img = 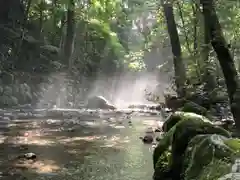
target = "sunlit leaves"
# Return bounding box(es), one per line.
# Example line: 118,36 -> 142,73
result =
123,50 -> 146,71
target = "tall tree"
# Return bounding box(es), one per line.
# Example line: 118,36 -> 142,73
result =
201,0 -> 240,130
162,1 -> 186,97
63,0 -> 75,69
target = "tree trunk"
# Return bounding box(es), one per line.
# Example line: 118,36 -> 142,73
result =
201,8 -> 216,92
14,0 -> 32,58
63,0 -> 75,70
51,0 -> 57,44
162,2 -> 186,97
201,0 -> 240,130
38,1 -> 44,38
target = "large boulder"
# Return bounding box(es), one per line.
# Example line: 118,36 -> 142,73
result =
181,101 -> 207,116
170,119 -> 230,179
153,112 -> 230,180
186,92 -> 211,109
86,96 -> 116,110
164,94 -> 185,111
183,135 -> 240,180
162,111 -> 211,133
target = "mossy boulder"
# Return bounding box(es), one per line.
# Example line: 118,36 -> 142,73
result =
153,113 -> 231,180
162,111 -> 211,133
154,112 -> 212,168
170,119 -> 230,179
183,135 -> 240,180
181,101 -> 207,115
153,150 -> 172,180
164,94 -> 185,111
153,126 -> 175,168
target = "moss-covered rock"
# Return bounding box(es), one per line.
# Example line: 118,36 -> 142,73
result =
153,126 -> 175,168
153,150 -> 171,180
164,94 -> 185,111
183,135 -> 240,180
162,111 -> 211,133
181,101 -> 207,116
154,111 -> 232,180
154,112 -> 213,169
170,119 -> 230,179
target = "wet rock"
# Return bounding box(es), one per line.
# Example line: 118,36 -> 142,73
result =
149,112 -> 158,116
17,112 -> 33,119
145,127 -> 154,133
141,135 -> 154,144
186,92 -> 211,109
155,136 -> 162,142
181,101 -> 207,115
170,119 -> 230,179
24,152 -> 37,160
153,113 -> 230,180
216,119 -> 235,131
155,128 -> 161,132
183,135 -> 240,180
164,94 -> 185,111
18,152 -> 37,160
86,96 -> 116,110
18,104 -> 32,109
153,150 -> 171,180
3,116 -> 10,121
128,104 -> 148,109
162,111 -> 211,133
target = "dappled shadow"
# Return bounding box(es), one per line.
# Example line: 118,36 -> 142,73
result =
0,114 -> 159,180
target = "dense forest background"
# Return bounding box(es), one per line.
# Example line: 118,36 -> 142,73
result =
1,0 -> 240,127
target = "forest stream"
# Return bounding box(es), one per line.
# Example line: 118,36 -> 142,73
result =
0,109 -> 162,180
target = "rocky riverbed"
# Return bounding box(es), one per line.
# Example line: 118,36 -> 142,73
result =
0,108 -> 163,180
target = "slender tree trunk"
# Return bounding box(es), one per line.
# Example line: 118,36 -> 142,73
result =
59,15 -> 66,49
201,7 -> 216,92
201,0 -> 240,130
12,0 -> 32,61
39,2 -> 43,38
51,0 -> 58,44
63,0 -> 75,70
162,2 -> 186,97
191,3 -> 201,80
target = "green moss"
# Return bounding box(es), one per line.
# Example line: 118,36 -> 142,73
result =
154,112 -> 231,180
224,139 -> 240,154
197,159 -> 231,180
162,111 -> 211,133
183,134 -> 232,180
170,119 -> 230,180
153,151 -> 171,180
153,126 -> 175,168
155,112 -> 215,170
181,101 -> 207,116
182,134 -> 210,178
183,136 -> 240,180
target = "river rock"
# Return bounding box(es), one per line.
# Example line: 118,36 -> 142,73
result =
18,152 -> 37,160
162,111 -> 211,133
153,112 -> 231,180
86,96 -> 116,110
181,101 -> 207,115
141,134 -> 154,144
183,135 -> 240,180
170,119 -> 230,180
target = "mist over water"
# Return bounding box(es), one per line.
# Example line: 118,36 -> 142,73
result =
36,70 -> 172,109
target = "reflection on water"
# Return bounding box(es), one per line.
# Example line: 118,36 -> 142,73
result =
0,113 -> 159,180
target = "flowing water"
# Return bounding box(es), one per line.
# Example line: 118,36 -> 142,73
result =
0,109 -> 163,180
